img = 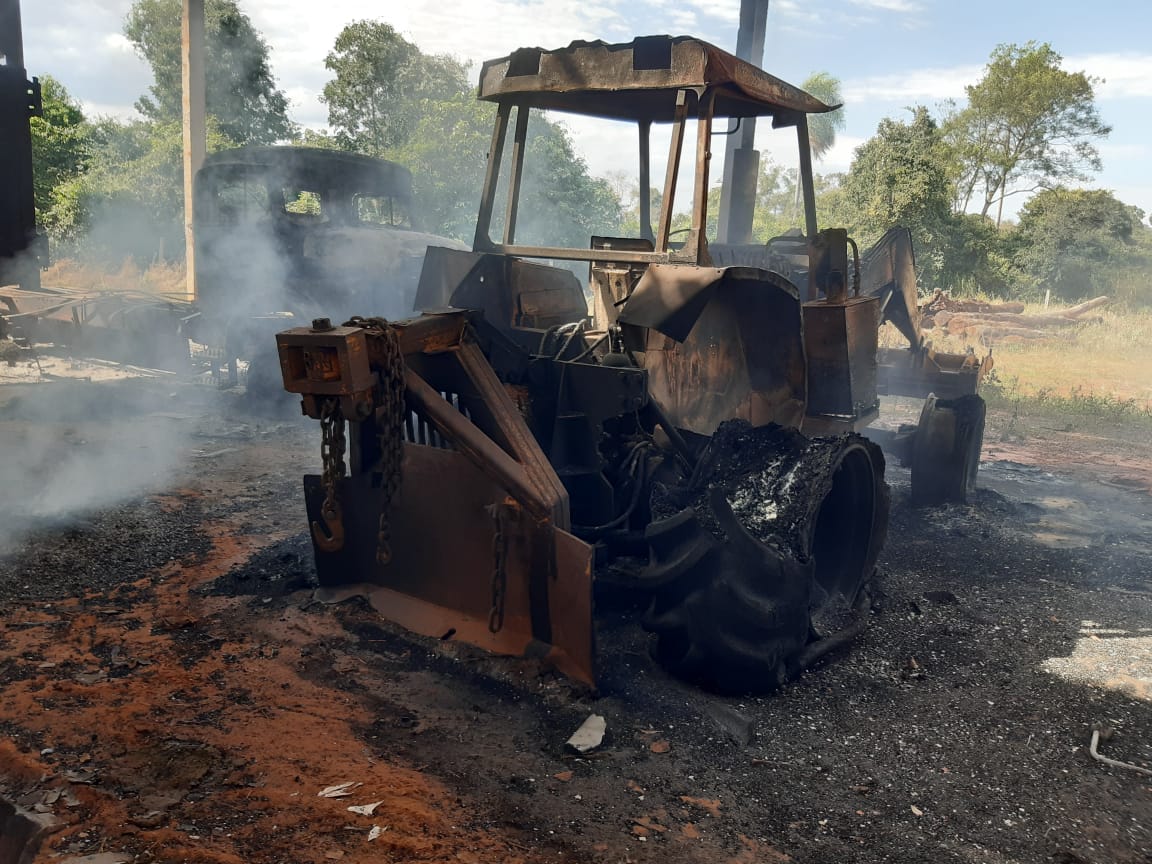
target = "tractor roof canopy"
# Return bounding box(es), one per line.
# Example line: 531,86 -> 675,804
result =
478,35 -> 836,123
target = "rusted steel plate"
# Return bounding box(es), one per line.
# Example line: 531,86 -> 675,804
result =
632,267 -> 806,435
304,444 -> 595,685
478,36 -> 835,122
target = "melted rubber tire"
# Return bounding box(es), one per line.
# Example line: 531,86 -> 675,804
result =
642,423 -> 889,694
911,394 -> 986,505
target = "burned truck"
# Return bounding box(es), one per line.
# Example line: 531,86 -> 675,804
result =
276,36 -> 989,692
192,146 -> 465,388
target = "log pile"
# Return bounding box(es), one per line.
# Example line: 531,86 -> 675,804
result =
920,291 -> 1109,343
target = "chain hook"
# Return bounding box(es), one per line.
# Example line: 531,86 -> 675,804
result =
311,499 -> 345,552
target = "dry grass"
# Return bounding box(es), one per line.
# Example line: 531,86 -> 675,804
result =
884,299 -> 1152,417
42,258 -> 189,298
33,261 -> 1152,416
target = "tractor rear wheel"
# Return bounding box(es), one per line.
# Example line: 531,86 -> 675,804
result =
641,423 -> 889,694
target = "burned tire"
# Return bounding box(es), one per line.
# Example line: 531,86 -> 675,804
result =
641,422 -> 889,694
911,394 -> 986,505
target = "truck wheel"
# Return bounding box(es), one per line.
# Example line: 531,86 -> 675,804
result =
911,394 -> 986,505
641,423 -> 889,694
244,346 -> 296,416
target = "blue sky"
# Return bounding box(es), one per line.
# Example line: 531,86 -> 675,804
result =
22,0 -> 1152,221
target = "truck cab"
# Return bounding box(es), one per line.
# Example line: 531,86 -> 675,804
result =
193,146 -> 464,374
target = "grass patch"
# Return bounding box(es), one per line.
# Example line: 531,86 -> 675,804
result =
42,258 -> 188,298
982,372 -> 1152,424
884,300 -> 1152,414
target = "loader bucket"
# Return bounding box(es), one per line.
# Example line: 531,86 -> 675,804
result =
281,315 -> 595,686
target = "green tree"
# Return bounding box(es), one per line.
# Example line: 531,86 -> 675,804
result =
124,0 -> 296,145
390,95 -> 622,245
321,20 -> 469,156
387,93 -> 494,240
841,108 -> 952,243
751,158 -> 801,240
48,118 -> 232,261
943,42 -> 1110,225
322,25 -> 621,245
1009,188 -> 1148,300
840,107 -> 986,290
29,76 -> 89,223
516,116 -> 623,248
291,128 -> 343,150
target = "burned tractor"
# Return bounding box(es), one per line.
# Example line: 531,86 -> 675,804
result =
192,146 -> 465,388
276,36 -> 988,692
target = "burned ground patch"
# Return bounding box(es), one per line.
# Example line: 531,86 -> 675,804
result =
201,531 -> 316,598
0,409 -> 1149,864
0,496 -> 210,603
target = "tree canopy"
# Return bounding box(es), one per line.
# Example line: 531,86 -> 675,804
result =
324,21 -> 621,244
321,21 -> 469,156
943,42 -> 1110,224
30,76 -> 89,222
841,108 -> 952,244
125,0 -> 296,145
1009,188 -> 1148,299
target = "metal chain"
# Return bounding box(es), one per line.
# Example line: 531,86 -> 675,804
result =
312,397 -> 346,551
487,504 -> 508,633
345,316 -> 406,565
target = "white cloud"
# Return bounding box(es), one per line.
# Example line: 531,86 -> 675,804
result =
79,99 -> 141,121
1065,53 -> 1152,100
666,8 -> 700,32
846,0 -> 922,11
814,134 -> 866,173
841,52 -> 1152,109
100,32 -> 135,55
842,64 -> 982,104
685,0 -> 739,25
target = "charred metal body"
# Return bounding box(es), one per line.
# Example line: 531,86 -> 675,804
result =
192,146 -> 465,384
278,35 -> 987,692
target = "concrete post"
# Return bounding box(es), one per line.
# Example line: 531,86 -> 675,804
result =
182,0 -> 206,301
716,0 -> 769,245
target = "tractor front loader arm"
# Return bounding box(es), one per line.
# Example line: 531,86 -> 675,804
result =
276,312 -> 596,687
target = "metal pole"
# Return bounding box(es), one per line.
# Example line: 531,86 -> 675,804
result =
182,0 -> 206,301
716,0 -> 769,245
638,121 -> 653,245
0,0 -> 25,68
796,117 -> 818,241
0,0 -> 41,291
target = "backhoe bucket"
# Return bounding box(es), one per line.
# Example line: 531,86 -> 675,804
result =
861,227 -> 992,399
281,315 -> 596,686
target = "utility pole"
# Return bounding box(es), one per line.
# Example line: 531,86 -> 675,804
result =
182,0 -> 206,301
716,0 -> 769,245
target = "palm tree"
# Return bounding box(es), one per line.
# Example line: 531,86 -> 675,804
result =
802,72 -> 846,162
793,72 -> 846,217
